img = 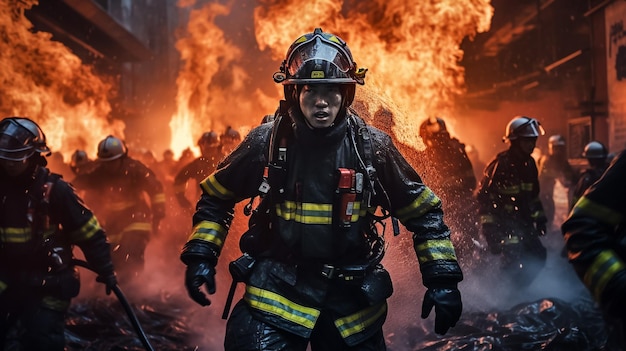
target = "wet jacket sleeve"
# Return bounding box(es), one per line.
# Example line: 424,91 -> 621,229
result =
181,125 -> 271,265
370,128 -> 463,288
50,179 -> 114,276
562,151 -> 626,310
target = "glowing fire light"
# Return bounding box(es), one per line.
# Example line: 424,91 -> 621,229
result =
0,0 -> 124,160
171,0 -> 492,152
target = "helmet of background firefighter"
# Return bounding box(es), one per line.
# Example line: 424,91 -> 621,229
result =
96,135 -> 127,161
419,117 -> 450,146
502,116 -> 545,142
582,141 -> 608,160
0,117 -> 50,161
273,28 -> 367,107
547,134 -> 567,156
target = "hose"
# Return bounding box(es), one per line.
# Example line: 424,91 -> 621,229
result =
72,259 -> 156,351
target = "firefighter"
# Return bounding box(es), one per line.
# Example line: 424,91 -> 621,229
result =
180,28 -> 463,350
418,116 -> 480,265
537,134 -> 576,230
219,126 -> 241,155
68,149 -> 93,177
72,135 -> 165,285
0,117 -> 116,350
562,149 -> 626,349
570,141 -> 609,207
173,131 -> 222,212
476,116 -> 548,288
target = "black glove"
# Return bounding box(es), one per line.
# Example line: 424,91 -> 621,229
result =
96,272 -> 118,296
421,287 -> 462,335
185,261 -> 216,306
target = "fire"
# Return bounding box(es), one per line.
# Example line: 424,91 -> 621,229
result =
171,0 -> 492,152
0,0 -> 124,161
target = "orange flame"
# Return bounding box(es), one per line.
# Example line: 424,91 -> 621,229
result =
171,0 -> 492,153
0,0 -> 124,161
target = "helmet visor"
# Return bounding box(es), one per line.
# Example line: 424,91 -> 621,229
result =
285,36 -> 355,84
0,121 -> 36,161
513,118 -> 545,138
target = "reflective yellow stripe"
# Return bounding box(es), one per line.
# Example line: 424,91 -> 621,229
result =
503,235 -> 519,244
245,286 -> 320,329
480,214 -> 495,224
0,227 -> 31,243
521,182 -> 533,191
275,201 -> 333,224
41,296 -> 69,311
109,201 -> 134,211
189,221 -> 227,248
584,250 -> 626,301
200,174 -> 235,200
335,302 -> 387,338
69,216 -> 101,242
151,193 -> 166,204
121,222 -> 151,233
571,197 -> 623,227
396,188 -> 441,222
415,239 -> 457,264
0,280 -> 7,293
498,185 -> 519,195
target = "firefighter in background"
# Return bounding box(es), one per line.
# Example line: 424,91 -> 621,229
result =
181,28 -> 463,350
72,135 -> 165,284
562,149 -> 626,349
537,135 -> 576,231
219,126 -> 242,155
174,131 -> 223,212
0,117 -> 116,350
418,117 -> 480,265
476,116 -> 548,288
570,141 -> 610,207
68,149 -> 93,177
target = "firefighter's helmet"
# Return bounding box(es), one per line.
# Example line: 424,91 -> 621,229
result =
274,28 -> 367,106
197,131 -> 219,147
70,149 -> 89,167
503,116 -> 545,142
97,135 -> 127,161
582,141 -> 608,159
221,126 -> 241,142
548,135 -> 566,147
419,117 -> 448,142
0,117 -> 50,161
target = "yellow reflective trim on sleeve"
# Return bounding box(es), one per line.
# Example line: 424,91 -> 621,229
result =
0,280 -> 7,293
396,188 -> 441,222
571,197 -> 624,227
480,214 -> 495,224
334,302 -> 387,339
521,182 -> 533,191
109,201 -> 135,212
275,201 -> 333,224
503,235 -> 520,245
415,239 -> 458,264
199,174 -> 235,200
584,250 -> 626,301
188,221 -> 227,248
0,227 -> 31,243
69,216 -> 102,242
121,222 -> 152,233
245,286 -> 320,329
151,193 -> 166,204
41,296 -> 70,312
498,185 -> 520,195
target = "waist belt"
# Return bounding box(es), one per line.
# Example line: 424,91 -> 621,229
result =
318,263 -> 371,281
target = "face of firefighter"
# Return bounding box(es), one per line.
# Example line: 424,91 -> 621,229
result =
513,136 -> 537,156
0,158 -> 30,177
299,84 -> 343,129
